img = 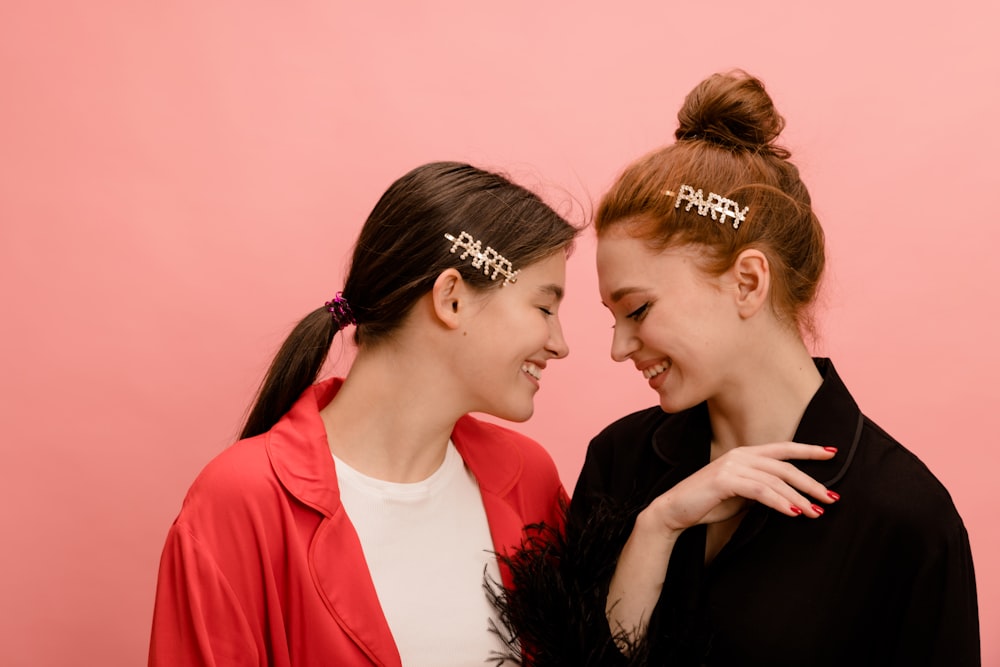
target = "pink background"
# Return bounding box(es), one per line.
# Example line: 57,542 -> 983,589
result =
2,2 -> 997,665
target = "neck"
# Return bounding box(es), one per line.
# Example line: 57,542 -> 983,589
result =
706,333 -> 822,460
319,343 -> 466,483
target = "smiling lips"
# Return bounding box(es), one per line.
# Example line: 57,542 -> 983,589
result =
522,360 -> 669,382
521,362 -> 542,380
642,360 -> 671,380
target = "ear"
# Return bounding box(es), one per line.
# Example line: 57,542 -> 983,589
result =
730,248 -> 770,319
430,268 -> 466,330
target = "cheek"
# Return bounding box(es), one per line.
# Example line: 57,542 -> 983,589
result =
640,315 -> 690,357
518,319 -> 548,352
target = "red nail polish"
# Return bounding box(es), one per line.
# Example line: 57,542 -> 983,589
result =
790,506 -> 803,515
827,490 -> 841,501
811,504 -> 825,515
823,446 -> 838,453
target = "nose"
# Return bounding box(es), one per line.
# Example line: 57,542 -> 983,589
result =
609,324 -> 639,363
546,316 -> 570,360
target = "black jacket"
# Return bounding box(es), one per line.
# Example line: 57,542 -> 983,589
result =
494,359 -> 980,666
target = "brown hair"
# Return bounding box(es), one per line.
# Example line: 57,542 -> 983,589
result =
240,161 -> 579,439
595,70 -> 825,336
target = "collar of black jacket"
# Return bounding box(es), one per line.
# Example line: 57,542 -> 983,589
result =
650,357 -> 862,487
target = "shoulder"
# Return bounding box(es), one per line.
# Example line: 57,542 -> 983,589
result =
858,417 -> 958,508
853,417 -> 968,544
174,435 -> 289,534
186,434 -> 278,498
156,437 -> 304,607
586,405 -> 673,465
571,405 -> 677,506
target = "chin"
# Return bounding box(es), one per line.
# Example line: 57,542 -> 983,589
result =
657,392 -> 698,415
494,402 -> 535,423
506,408 -> 535,423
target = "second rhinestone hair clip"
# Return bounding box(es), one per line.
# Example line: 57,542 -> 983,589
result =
664,184 -> 750,230
444,231 -> 520,286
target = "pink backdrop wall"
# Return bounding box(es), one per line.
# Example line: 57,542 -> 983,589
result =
2,2 -> 997,664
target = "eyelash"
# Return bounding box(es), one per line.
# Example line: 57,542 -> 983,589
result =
539,307 -> 554,316
626,303 -> 649,321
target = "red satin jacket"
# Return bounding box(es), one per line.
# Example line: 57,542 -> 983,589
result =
149,377 -> 566,666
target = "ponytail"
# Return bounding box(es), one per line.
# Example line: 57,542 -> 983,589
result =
239,308 -> 338,439
238,161 -> 579,439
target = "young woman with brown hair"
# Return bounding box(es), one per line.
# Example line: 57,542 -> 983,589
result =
149,161 -> 579,667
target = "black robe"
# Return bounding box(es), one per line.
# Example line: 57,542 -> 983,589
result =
491,359 -> 979,667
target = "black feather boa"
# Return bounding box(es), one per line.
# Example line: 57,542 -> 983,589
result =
485,497 -> 656,667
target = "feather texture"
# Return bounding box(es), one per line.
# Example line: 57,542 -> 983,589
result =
486,497 -> 654,667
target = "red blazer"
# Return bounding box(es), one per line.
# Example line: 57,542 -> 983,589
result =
149,378 -> 566,667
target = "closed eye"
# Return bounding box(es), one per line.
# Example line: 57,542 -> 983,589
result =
626,303 -> 649,321
539,307 -> 554,316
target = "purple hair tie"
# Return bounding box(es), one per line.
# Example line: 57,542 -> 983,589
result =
325,291 -> 356,331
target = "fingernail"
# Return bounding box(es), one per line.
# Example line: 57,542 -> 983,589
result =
811,504 -> 825,515
823,446 -> 838,453
790,506 -> 803,515
827,490 -> 841,501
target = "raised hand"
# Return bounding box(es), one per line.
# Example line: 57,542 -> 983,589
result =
606,442 -> 839,648
646,442 -> 839,531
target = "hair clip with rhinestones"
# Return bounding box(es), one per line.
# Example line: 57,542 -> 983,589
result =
663,184 -> 749,230
444,231 -> 519,286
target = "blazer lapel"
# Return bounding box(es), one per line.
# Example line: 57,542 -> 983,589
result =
451,416 -> 524,588
309,510 -> 401,667
266,379 -> 401,667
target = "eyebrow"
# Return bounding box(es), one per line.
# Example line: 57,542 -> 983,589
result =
606,286 -> 647,304
537,284 -> 565,301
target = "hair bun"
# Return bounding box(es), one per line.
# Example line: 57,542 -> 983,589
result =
675,70 -> 790,158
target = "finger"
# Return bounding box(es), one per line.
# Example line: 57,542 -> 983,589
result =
739,442 -> 838,461
730,457 -> 840,505
710,473 -> 807,518
728,466 -> 830,518
660,446 -> 839,529
718,446 -> 841,505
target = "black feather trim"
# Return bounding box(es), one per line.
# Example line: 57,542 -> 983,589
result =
486,496 -> 655,667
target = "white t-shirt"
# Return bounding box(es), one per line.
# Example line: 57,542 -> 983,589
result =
333,441 -> 505,666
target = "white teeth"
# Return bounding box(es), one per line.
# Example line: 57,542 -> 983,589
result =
521,362 -> 542,380
643,361 -> 670,379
